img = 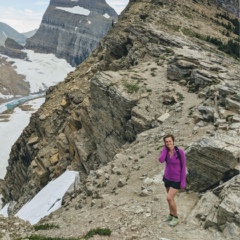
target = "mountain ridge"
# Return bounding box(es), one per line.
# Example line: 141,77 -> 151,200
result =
0,0 -> 240,239
0,22 -> 26,46
25,0 -> 118,67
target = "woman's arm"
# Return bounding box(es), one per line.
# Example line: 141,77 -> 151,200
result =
180,148 -> 186,188
158,146 -> 168,163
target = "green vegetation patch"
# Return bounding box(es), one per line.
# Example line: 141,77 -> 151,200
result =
82,227 -> 111,239
27,236 -> 78,240
34,224 -> 60,231
28,228 -> 111,240
182,27 -> 240,59
176,92 -> 184,101
124,82 -> 140,93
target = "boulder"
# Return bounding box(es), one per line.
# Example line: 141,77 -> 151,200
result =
186,134 -> 240,191
191,175 -> 240,239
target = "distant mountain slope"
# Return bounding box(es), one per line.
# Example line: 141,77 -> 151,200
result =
22,29 -> 37,39
25,0 -> 118,67
0,22 -> 26,46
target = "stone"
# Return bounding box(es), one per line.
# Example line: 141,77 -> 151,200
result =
198,105 -> 215,121
39,114 -> 47,120
192,175 -> 240,236
229,122 -> 240,130
61,99 -> 67,107
232,115 -> 240,122
27,137 -> 39,145
50,153 -> 59,165
157,113 -> 170,123
118,178 -> 127,187
186,134 -> 240,191
225,98 -> 240,111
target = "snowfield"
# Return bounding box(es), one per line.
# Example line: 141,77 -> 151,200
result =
0,50 -> 75,179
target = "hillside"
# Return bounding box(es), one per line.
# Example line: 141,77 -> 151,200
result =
0,22 -> 26,46
0,0 -> 240,239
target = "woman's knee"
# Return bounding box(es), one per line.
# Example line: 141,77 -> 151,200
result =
167,194 -> 174,202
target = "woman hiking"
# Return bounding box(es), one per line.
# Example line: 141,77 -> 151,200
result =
158,134 -> 186,227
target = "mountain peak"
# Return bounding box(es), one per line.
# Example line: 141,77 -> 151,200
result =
25,0 -> 118,67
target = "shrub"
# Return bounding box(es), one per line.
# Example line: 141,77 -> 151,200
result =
28,236 -> 78,240
176,92 -> 184,101
34,224 -> 59,231
83,228 -> 111,239
124,83 -> 140,93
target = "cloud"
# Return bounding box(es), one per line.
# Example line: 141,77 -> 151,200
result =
106,0 -> 129,14
35,1 -> 49,6
0,6 -> 43,32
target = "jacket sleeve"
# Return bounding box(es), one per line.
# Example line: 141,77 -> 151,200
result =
179,148 -> 187,188
158,146 -> 168,163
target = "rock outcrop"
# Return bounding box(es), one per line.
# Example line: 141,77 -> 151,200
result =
186,135 -> 240,191
190,175 -> 240,239
25,0 -> 118,66
215,0 -> 240,17
0,56 -> 30,99
0,38 -> 27,59
1,0 -> 240,239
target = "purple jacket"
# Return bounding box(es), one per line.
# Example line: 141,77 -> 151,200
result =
158,146 -> 186,188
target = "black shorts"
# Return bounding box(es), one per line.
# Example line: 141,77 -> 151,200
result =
163,176 -> 180,190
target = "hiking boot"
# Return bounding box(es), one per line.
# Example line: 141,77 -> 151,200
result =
163,214 -> 173,222
169,216 -> 178,227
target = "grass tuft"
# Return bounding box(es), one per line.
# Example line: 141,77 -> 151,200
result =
34,224 -> 60,231
83,228 -> 111,239
124,83 -> 140,93
27,236 -> 78,240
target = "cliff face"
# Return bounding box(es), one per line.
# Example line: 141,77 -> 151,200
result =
25,0 -> 118,66
1,0 -> 240,238
215,0 -> 240,17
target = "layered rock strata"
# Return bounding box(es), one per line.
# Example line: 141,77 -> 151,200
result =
1,0 -> 240,238
25,0 -> 118,66
186,135 -> 240,191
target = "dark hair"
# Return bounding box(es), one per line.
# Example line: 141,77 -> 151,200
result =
163,134 -> 175,142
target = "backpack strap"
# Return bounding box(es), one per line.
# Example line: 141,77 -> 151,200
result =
165,146 -> 181,162
175,146 -> 186,178
174,146 -> 181,161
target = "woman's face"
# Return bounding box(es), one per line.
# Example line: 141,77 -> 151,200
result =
164,137 -> 174,149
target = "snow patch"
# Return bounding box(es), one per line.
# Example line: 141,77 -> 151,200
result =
103,13 -> 110,18
0,97 -> 45,178
56,6 -> 90,16
3,50 -> 75,94
2,31 -> 7,37
15,170 -> 80,225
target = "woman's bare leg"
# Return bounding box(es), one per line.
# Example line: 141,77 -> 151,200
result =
166,187 -> 179,216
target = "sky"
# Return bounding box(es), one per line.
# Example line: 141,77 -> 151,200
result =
0,0 -> 129,33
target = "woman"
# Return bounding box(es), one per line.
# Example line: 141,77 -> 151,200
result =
158,134 -> 186,227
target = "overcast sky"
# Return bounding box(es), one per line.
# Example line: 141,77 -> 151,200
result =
0,0 -> 129,33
